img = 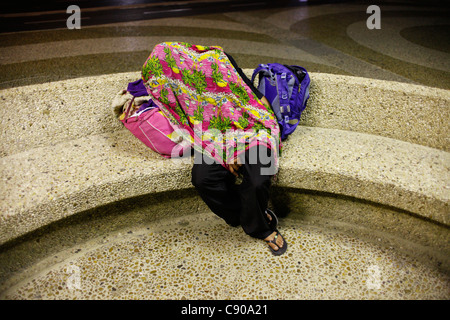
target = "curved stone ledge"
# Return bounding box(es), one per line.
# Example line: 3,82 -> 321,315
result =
1,71 -> 448,158
0,130 -> 193,246
303,73 -> 450,152
278,127 -> 449,225
0,73 -> 137,158
1,125 -> 448,246
0,72 -> 448,247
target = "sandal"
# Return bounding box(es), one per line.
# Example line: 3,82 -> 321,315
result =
265,230 -> 287,256
265,208 -> 278,230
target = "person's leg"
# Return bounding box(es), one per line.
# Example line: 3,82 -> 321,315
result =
238,158 -> 273,239
191,152 -> 241,227
237,145 -> 274,239
192,148 -> 287,254
238,145 -> 287,254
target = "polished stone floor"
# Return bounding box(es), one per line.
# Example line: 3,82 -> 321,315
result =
0,0 -> 448,89
2,212 -> 449,300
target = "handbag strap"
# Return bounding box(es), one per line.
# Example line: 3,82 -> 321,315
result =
123,96 -> 136,120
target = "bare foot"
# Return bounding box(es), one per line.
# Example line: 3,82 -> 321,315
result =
264,231 -> 285,253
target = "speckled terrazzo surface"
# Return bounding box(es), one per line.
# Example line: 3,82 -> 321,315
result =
1,0 -> 449,300
1,71 -> 448,159
0,71 -> 448,247
2,212 -> 449,300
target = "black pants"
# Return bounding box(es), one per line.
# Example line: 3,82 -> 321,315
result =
191,146 -> 275,240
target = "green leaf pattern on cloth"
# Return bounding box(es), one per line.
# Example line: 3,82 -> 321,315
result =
142,42 -> 281,169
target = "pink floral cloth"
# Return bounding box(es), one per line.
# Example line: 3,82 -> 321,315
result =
142,42 -> 281,170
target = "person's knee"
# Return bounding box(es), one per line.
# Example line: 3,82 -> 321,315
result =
191,163 -> 228,190
191,165 -> 207,189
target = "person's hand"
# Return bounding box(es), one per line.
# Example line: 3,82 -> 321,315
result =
229,157 -> 242,177
260,96 -> 271,109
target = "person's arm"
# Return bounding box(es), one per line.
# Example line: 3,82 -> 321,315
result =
225,52 -> 272,176
260,96 -> 271,110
